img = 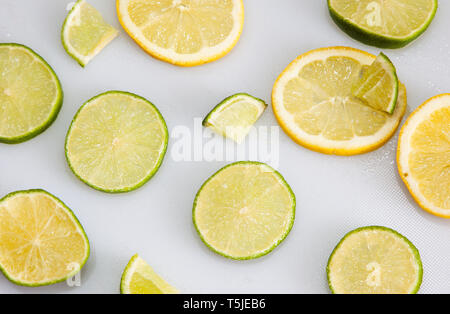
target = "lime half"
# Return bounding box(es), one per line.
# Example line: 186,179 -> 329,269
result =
0,43 -> 63,144
352,53 -> 398,114
203,93 -> 267,143
62,0 -> 118,67
193,161 -> 296,260
328,0 -> 438,48
0,189 -> 89,287
65,91 -> 168,193
121,254 -> 178,294
327,226 -> 423,294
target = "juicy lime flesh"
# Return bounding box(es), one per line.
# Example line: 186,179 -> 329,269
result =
330,0 -> 436,38
0,46 -> 59,139
194,163 -> 295,259
66,93 -> 167,192
328,228 -> 421,294
409,106 -> 450,210
129,272 -> 163,294
127,0 -> 235,54
66,0 -> 117,58
0,192 -> 87,285
353,54 -> 397,113
283,56 -> 397,141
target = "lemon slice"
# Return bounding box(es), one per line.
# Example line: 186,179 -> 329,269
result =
0,43 -> 63,144
193,162 -> 296,260
352,53 -> 398,114
272,47 -> 407,156
203,93 -> 267,143
328,0 -> 438,48
0,189 -> 89,287
121,254 -> 178,294
65,91 -> 168,193
398,94 -> 450,218
116,0 -> 244,66
327,226 -> 422,294
62,0 -> 118,67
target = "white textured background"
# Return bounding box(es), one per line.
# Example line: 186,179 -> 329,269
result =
0,0 -> 449,294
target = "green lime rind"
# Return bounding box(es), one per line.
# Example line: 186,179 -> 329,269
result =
326,226 -> 423,294
0,43 -> 63,144
193,161 -> 296,261
328,0 -> 438,49
61,0 -> 85,67
202,93 -> 268,128
65,91 -> 169,194
378,52 -> 399,114
120,253 -> 139,294
0,189 -> 90,287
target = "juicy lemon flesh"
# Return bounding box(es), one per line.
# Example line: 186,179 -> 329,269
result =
352,54 -> 397,113
0,46 -> 58,138
127,0 -> 235,54
409,106 -> 450,210
330,0 -> 436,38
283,56 -> 397,141
66,93 -> 166,191
0,193 -> 87,284
329,229 -> 420,294
66,0 -> 118,59
195,163 -> 294,258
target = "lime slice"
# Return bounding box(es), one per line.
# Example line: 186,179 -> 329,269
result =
0,43 -> 63,144
62,0 -> 118,67
65,91 -> 168,193
203,93 -> 267,143
121,254 -> 178,294
0,189 -> 89,287
352,53 -> 398,114
328,0 -> 438,48
327,226 -> 423,294
193,161 -> 296,260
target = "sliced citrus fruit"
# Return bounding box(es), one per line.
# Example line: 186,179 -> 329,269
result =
193,161 -> 295,260
0,189 -> 89,287
116,0 -> 244,66
120,254 -> 178,294
65,91 -> 168,193
352,52 -> 398,114
398,94 -> 450,218
0,43 -> 63,144
328,0 -> 438,48
272,47 -> 407,156
62,0 -> 118,67
327,226 -> 422,294
203,93 -> 267,143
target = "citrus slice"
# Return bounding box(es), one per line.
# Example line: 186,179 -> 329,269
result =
193,161 -> 296,260
0,189 -> 89,287
203,93 -> 267,143
328,0 -> 438,48
62,0 -> 118,67
327,226 -> 422,294
352,52 -> 398,114
272,47 -> 407,156
398,94 -> 450,218
0,43 -> 63,144
116,0 -> 244,66
65,91 -> 168,193
120,254 -> 178,294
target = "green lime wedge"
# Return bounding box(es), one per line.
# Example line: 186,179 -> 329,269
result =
352,53 -> 399,114
193,161 -> 296,260
0,43 -> 63,144
327,226 -> 423,294
65,91 -> 168,193
62,0 -> 118,67
120,254 -> 179,294
0,189 -> 89,287
328,0 -> 438,48
203,93 -> 267,143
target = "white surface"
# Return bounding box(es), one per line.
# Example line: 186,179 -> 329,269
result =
0,0 -> 449,294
